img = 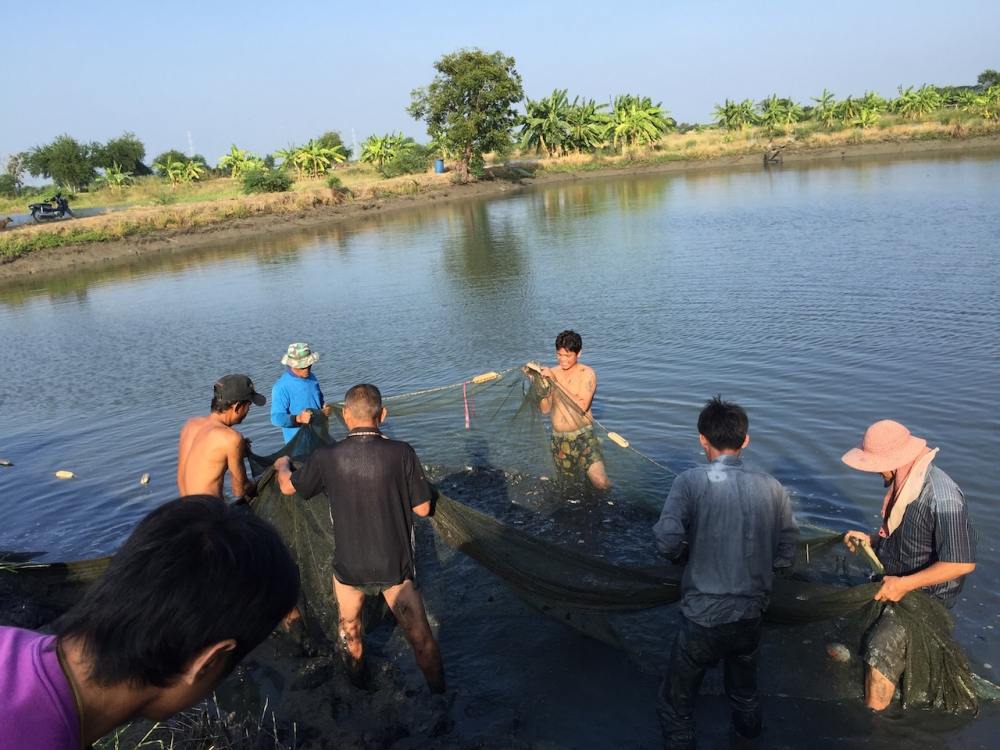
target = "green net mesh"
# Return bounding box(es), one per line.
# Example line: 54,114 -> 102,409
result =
2,367 -> 993,712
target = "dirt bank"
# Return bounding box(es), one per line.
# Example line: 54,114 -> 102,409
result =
2,134 -> 997,284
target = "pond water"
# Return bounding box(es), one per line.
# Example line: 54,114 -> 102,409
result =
1,151 -> 998,747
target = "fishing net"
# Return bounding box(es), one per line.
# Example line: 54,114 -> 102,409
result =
1,367 -> 990,712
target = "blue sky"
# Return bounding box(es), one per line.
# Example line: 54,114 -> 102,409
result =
2,0 -> 996,169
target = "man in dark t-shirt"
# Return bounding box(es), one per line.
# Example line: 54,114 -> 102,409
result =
274,383 -> 444,692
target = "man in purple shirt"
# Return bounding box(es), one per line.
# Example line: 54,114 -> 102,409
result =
0,496 -> 299,749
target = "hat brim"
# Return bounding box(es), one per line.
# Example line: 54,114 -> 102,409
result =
281,353 -> 320,368
251,393 -> 267,406
841,435 -> 926,473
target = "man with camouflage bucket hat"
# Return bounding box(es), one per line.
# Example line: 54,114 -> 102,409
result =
271,342 -> 333,443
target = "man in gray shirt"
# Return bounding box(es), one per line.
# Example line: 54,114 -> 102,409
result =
653,396 -> 798,749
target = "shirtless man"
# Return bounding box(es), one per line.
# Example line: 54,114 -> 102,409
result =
177,374 -> 266,499
528,330 -> 610,489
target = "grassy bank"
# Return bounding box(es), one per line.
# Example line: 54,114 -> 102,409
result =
2,116 -> 998,263
0,169 -> 452,261
534,114 -> 1000,173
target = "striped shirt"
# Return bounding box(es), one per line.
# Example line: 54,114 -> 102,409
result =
876,465 -> 976,608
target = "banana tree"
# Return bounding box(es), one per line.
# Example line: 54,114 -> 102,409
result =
712,99 -> 757,130
293,140 -> 347,178
274,146 -> 302,177
182,160 -> 205,183
519,89 -> 572,157
217,145 -> 260,179
153,157 -> 186,187
608,94 -> 675,154
101,162 -> 133,192
811,89 -> 837,128
565,97 -> 609,152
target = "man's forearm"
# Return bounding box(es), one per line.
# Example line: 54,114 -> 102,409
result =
901,561 -> 976,592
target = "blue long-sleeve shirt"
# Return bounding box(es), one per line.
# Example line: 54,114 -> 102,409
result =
653,454 -> 798,627
270,370 -> 325,443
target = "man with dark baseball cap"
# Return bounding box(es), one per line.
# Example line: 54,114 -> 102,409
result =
177,374 -> 266,500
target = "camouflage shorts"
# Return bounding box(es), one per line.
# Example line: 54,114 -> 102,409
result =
550,426 -> 604,477
863,604 -> 909,684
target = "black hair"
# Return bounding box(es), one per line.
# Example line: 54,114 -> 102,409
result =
210,397 -> 249,413
344,383 -> 383,422
555,330 -> 582,353
54,496 -> 299,687
697,395 -> 749,451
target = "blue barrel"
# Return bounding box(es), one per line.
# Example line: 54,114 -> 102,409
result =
434,158 -> 445,174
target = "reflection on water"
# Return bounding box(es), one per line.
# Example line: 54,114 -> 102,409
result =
1,151 -> 999,747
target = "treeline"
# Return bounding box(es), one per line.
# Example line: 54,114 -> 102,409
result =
3,59 -> 998,198
713,74 -> 1000,132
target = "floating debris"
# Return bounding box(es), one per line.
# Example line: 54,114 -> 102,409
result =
54,470 -> 75,480
139,473 -> 150,485
826,643 -> 851,663
0,459 -> 12,467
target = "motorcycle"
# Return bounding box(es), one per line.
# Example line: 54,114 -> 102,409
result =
28,193 -> 75,222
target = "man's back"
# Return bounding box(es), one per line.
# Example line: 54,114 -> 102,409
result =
292,429 -> 432,586
654,455 -> 798,627
177,416 -> 237,497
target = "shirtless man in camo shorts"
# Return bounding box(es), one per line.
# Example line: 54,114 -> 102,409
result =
528,330 -> 610,490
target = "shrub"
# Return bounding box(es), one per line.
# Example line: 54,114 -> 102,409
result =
378,144 -> 432,178
241,168 -> 293,194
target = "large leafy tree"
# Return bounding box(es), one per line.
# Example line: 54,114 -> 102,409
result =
608,94 -> 674,153
977,69 -> 1000,91
408,48 -> 524,181
93,131 -> 151,175
24,134 -> 97,191
519,89 -> 572,157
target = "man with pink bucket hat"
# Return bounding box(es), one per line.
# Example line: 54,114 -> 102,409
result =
842,419 -> 976,711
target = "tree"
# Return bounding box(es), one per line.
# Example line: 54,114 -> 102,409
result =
893,85 -> 942,119
293,139 -> 346,177
408,48 -> 524,181
608,94 -> 675,153
811,89 -> 837,128
97,162 -> 134,192
360,133 -> 412,168
217,145 -> 262,179
316,131 -> 352,161
93,132 -> 151,175
3,153 -> 27,195
712,99 -> 757,130
519,89 -> 572,157
565,97 -> 609,152
757,94 -> 804,133
24,134 -> 96,191
151,150 -> 208,177
977,69 -> 1000,91
153,156 -> 186,187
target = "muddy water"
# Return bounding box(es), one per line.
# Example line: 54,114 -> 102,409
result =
1,152 -> 998,747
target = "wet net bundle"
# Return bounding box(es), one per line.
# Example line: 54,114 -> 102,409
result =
1,367 -> 990,712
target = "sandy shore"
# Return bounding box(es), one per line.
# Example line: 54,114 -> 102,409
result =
2,134 -> 998,284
